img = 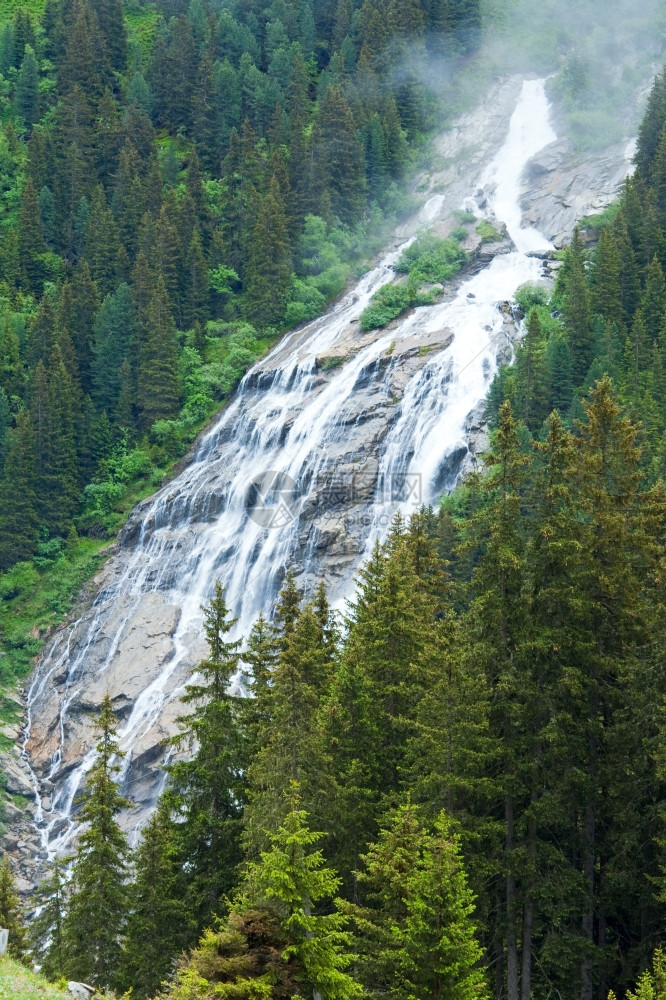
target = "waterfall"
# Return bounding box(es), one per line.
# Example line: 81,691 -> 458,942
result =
23,79 -> 557,857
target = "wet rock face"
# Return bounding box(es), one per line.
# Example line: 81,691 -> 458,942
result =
520,138 -> 635,246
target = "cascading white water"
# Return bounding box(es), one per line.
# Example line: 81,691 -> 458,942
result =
358,78 -> 556,558
23,79 -> 558,857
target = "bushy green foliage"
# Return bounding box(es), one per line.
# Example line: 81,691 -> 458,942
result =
360,230 -> 467,330
475,220 -> 502,242
395,230 -> 468,282
360,282 -> 419,332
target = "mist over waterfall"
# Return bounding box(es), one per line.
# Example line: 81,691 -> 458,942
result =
20,77 -> 628,857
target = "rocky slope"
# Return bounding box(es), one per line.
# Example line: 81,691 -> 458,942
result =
4,75 -> 641,895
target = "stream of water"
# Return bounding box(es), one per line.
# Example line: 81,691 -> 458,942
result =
23,79 -> 557,857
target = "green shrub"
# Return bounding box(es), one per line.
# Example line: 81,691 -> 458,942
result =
515,284 -> 549,313
0,562 -> 39,601
396,230 -> 467,283
360,282 -> 414,331
476,220 -> 502,242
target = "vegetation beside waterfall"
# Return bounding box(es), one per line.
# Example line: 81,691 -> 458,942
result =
18,58 -> 666,1000
5,2 -> 666,1000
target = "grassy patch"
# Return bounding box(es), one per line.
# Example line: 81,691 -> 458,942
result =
578,202 -> 622,230
476,220 -> 502,242
360,282 -> 417,331
125,1 -> 160,62
0,957 -> 69,1000
319,356 -> 346,372
0,539 -> 108,695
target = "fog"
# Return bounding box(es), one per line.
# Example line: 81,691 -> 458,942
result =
385,0 -> 665,154
481,0 -> 666,147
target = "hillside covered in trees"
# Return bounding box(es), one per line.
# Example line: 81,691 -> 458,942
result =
0,0 -> 498,704
8,60 -> 666,1000
5,1 -> 666,1000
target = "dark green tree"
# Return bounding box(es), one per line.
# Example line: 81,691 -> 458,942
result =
30,857 -> 68,979
14,45 -> 39,126
244,177 -> 292,329
121,799 -> 192,999
0,854 -> 28,960
137,273 -> 181,427
62,695 -> 130,990
0,410 -> 38,569
166,582 -> 246,931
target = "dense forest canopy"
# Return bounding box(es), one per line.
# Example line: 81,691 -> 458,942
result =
4,2 -> 666,1000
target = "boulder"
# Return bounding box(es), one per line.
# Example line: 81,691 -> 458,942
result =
67,984 -> 95,1000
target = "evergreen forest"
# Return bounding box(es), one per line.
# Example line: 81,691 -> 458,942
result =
3,1 -> 666,1000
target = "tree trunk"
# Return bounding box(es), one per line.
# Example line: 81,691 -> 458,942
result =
506,796 -> 519,1000
520,814 -> 536,1000
581,800 -> 595,1000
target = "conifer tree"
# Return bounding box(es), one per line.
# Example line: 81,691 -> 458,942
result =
14,45 -> 39,126
644,255 -> 666,342
561,227 -> 592,381
314,85 -> 365,223
0,854 -> 28,960
464,401 -> 528,1000
398,811 -> 488,1000
515,309 -> 548,431
62,695 -> 130,990
34,350 -> 78,536
30,858 -> 68,979
244,593 -> 334,855
95,0 -> 127,74
167,582 -> 246,930
245,176 -> 292,329
241,612 -> 279,758
137,273 -> 181,427
0,410 -> 38,569
121,799 -> 192,999
92,283 -> 135,414
242,791 -> 363,1000
592,227 -> 623,323
351,799 -> 427,991
18,177 -> 45,292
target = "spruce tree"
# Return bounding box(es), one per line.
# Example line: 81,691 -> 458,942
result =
30,857 -> 68,979
0,854 -> 28,960
92,283 -> 135,414
463,401 -> 528,1000
137,273 -> 181,427
18,177 -> 45,293
515,309 -> 548,431
245,176 -> 292,329
398,811 -> 488,1000
0,410 -> 38,569
121,799 -> 192,999
14,45 -> 39,126
314,85 -> 365,224
244,592 -> 334,856
167,582 -> 246,931
62,695 -> 130,990
561,227 -> 592,381
243,792 -> 363,1000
